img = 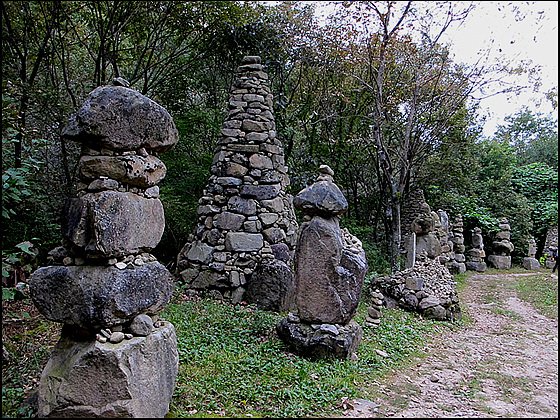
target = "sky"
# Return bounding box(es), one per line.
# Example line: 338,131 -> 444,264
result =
439,1 -> 558,137
313,1 -> 558,137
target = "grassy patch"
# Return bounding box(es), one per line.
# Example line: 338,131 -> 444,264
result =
514,274 -> 558,320
163,295 -> 437,418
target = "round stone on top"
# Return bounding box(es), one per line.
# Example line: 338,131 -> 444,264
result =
62,85 -> 179,152
294,166 -> 348,216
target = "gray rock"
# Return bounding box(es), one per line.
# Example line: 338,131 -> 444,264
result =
185,241 -> 214,264
465,261 -> 487,272
276,318 -> 362,361
487,255 -> 512,270
36,321 -> 178,418
129,314 -> 154,336
62,85 -> 178,152
78,155 -> 167,188
29,262 -> 173,329
62,191 -> 164,258
245,259 -> 296,312
109,331 -> 125,343
240,184 -> 281,200
270,243 -> 291,262
522,257 -> 541,270
215,211 -> 245,231
293,180 -> 348,216
224,232 -> 263,252
418,295 -> 440,310
416,232 -> 442,259
227,196 -> 256,215
294,216 -> 365,324
423,304 -> 447,320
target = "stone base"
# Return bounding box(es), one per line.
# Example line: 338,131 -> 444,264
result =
446,261 -> 466,274
36,321 -> 178,418
545,259 -> 555,269
276,315 -> 362,360
488,255 -> 511,270
523,257 -> 541,270
465,261 -> 487,272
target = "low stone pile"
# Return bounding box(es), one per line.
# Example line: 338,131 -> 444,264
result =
276,165 -> 368,360
375,256 -> 462,322
176,56 -> 298,308
28,79 -> 178,418
488,217 -> 514,269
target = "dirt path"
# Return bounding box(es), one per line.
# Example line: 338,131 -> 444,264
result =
344,271 -> 558,418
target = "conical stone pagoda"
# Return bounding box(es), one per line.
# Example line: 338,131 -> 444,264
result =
177,56 -> 298,307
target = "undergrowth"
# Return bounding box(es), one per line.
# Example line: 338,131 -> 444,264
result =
163,294 -> 436,418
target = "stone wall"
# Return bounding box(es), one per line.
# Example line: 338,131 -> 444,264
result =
176,56 -> 298,304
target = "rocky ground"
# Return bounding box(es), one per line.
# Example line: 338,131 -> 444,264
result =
343,271 -> 558,418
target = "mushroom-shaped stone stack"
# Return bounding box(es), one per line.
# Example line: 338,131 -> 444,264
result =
276,165 -> 368,360
28,80 -> 179,418
488,217 -> 515,269
466,227 -> 487,272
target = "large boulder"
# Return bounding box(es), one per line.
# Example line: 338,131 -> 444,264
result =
36,321 -> 178,418
487,255 -> 512,270
294,216 -> 366,324
62,85 -> 178,152
293,180 -> 348,216
245,259 -> 296,312
62,191 -> 165,258
29,262 -> 173,329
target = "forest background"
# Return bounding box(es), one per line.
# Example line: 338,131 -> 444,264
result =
2,1 -> 558,283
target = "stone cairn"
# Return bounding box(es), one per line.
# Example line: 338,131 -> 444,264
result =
276,165 -> 368,360
401,190 -> 458,271
374,255 -> 462,322
406,202 -> 442,268
28,79 -> 178,418
364,288 -> 384,329
544,225 -> 558,269
523,237 -> 541,270
488,217 -> 514,269
466,227 -> 487,272
176,56 -> 298,309
448,215 -> 467,274
437,209 -> 457,268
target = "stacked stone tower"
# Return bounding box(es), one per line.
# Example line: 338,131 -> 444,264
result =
488,217 -> 514,269
448,215 -> 467,273
177,56 -> 298,305
523,237 -> 541,270
276,165 -> 368,360
466,227 -> 487,272
28,79 -> 178,417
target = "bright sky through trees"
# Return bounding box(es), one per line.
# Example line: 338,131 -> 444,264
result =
311,1 -> 558,137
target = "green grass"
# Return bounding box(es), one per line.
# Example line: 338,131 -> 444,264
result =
514,274 -> 558,320
163,295 -> 437,418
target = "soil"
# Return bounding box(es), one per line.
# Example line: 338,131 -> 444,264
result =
343,271 -> 559,418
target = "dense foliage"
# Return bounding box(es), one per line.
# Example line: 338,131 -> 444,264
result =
2,0 -> 558,275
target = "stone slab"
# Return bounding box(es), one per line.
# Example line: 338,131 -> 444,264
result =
29,262 -> 173,329
36,321 -> 178,418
